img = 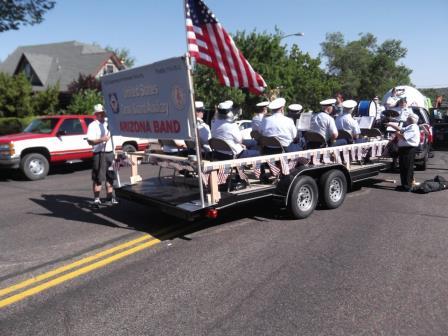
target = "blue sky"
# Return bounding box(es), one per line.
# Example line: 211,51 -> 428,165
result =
1,0 -> 447,89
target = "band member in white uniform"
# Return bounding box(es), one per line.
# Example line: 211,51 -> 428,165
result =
309,98 -> 345,147
260,97 -> 300,153
394,97 -> 412,122
211,100 -> 259,159
335,99 -> 364,142
386,113 -> 420,191
194,101 -> 211,153
373,96 -> 385,120
251,101 -> 269,132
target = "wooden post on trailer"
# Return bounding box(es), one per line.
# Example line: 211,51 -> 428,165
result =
208,170 -> 221,203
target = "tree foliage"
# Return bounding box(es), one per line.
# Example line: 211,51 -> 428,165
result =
0,0 -> 55,32
67,74 -> 101,94
32,84 -> 60,115
193,30 -> 338,117
320,32 -> 412,100
66,89 -> 103,115
0,73 -> 33,117
105,46 -> 135,68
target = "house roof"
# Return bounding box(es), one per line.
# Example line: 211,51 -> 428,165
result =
0,41 -> 124,92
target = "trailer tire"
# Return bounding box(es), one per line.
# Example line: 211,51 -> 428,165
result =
122,143 -> 137,153
319,169 -> 347,209
289,175 -> 318,219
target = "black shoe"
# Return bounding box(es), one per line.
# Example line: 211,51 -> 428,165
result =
395,186 -> 411,192
259,173 -> 271,184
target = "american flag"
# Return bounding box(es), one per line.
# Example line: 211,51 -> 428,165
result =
185,0 -> 267,95
253,161 -> 261,178
267,160 -> 281,176
217,165 -> 230,184
280,157 -> 290,175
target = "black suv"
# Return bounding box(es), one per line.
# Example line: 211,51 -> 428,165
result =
429,107 -> 448,148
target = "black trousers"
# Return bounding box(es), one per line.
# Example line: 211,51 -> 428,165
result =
398,146 -> 416,190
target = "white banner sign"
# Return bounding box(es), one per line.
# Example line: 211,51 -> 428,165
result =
101,56 -> 194,140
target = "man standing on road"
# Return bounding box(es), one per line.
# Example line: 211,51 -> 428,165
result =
86,104 -> 118,206
386,113 -> 420,192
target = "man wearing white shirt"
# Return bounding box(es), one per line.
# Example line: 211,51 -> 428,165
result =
251,101 -> 269,132
211,100 -> 259,159
260,98 -> 300,153
86,104 -> 117,206
335,99 -> 363,142
386,113 -> 420,192
309,98 -> 344,147
195,101 -> 211,153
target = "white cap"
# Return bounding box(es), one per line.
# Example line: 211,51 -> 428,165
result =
195,101 -> 204,109
93,104 -> 105,114
268,97 -> 286,110
342,100 -> 357,109
408,112 -> 419,123
320,98 -> 336,106
288,104 -> 303,112
256,101 -> 269,108
217,100 -> 233,111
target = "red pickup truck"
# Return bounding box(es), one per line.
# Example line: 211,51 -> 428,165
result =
0,115 -> 149,180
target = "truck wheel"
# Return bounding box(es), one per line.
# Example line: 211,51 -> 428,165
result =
319,169 -> 347,209
122,143 -> 137,153
20,153 -> 49,180
289,175 -> 318,219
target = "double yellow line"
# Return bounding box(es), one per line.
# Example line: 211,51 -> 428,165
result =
0,231 -> 168,309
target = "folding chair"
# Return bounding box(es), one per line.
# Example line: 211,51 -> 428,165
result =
304,131 -> 327,149
360,128 -> 383,138
258,135 -> 285,155
208,138 -> 238,191
337,129 -> 354,144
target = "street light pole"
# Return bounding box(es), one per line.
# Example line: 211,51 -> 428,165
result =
280,32 -> 305,40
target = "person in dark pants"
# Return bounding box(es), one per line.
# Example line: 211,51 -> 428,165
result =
386,113 -> 420,192
86,104 -> 118,205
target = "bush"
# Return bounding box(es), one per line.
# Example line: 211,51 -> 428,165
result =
0,118 -> 23,135
66,89 -> 103,115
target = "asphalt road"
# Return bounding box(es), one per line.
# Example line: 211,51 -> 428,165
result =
0,152 -> 448,335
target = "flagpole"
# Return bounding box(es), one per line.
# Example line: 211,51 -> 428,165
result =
184,1 -> 205,208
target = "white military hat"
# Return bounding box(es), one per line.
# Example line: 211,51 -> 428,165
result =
217,100 -> 233,111
320,98 -> 336,106
342,100 -> 357,109
288,104 -> 303,112
195,101 -> 204,109
93,104 -> 105,114
268,97 -> 286,110
256,101 -> 269,108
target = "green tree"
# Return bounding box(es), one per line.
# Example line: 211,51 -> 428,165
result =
32,83 -> 60,115
66,89 -> 103,115
193,30 -> 338,117
0,72 -> 33,117
105,46 -> 135,68
0,0 -> 55,32
320,32 -> 412,99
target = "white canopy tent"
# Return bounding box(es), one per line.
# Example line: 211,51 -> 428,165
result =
382,85 -> 428,109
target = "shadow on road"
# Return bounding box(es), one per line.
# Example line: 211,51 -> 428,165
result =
0,162 -> 92,182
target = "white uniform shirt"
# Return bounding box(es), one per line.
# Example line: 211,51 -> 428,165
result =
396,107 -> 412,122
376,104 -> 385,120
251,114 -> 264,132
260,112 -> 297,147
197,118 -> 211,152
310,112 -> 338,141
386,96 -> 400,109
335,113 -> 361,136
86,119 -> 113,153
398,124 -> 420,147
211,119 -> 243,155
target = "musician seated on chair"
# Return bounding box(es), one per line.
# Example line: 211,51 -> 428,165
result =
335,99 -> 367,143
195,101 -> 211,153
310,98 -> 346,147
251,101 -> 269,132
211,100 -> 259,159
394,97 -> 412,123
259,97 -> 301,153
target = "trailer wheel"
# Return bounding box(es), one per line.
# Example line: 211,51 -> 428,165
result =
319,169 -> 347,209
289,175 -> 318,219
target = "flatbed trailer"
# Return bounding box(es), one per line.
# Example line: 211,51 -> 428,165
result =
116,140 -> 391,221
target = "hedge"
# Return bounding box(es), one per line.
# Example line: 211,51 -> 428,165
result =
0,117 -> 35,135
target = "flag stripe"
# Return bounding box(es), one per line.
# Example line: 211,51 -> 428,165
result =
185,0 -> 266,94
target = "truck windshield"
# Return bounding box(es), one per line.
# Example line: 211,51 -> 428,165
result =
24,118 -> 59,134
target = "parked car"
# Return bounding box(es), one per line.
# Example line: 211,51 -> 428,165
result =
410,107 -> 433,170
234,119 -> 252,140
429,107 -> 448,148
0,115 -> 150,180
